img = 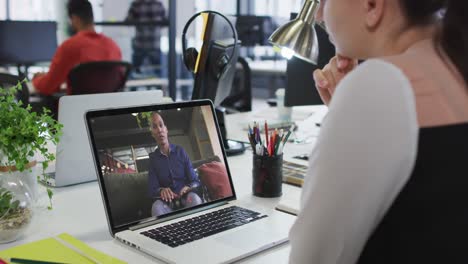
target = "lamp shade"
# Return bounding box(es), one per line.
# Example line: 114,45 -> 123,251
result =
268,0 -> 321,64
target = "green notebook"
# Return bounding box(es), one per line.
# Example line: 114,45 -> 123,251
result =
0,233 -> 126,264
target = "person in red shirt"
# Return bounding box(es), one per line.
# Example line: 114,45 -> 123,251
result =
32,0 -> 122,95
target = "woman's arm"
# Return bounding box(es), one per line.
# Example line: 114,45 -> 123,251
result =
289,60 -> 419,264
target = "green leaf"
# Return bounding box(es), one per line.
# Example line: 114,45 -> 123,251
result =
0,83 -> 61,211
11,200 -> 19,210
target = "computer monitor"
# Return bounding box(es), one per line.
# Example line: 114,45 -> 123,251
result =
284,13 -> 335,107
191,13 -> 238,106
235,15 -> 275,47
192,40 -> 239,106
0,21 -> 57,65
190,12 -> 244,155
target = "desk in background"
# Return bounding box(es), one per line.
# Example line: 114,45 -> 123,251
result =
246,59 -> 287,98
226,105 -> 327,166
125,78 -> 193,96
0,106 -> 327,263
247,59 -> 287,75
26,78 -> 193,97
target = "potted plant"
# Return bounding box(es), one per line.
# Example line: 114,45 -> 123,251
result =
0,83 -> 62,242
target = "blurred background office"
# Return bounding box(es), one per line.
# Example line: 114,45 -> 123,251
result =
0,0 -> 328,108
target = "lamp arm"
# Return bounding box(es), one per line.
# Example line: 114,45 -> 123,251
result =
298,0 -> 321,25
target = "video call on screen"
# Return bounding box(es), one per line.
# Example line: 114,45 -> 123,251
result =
89,105 -> 233,227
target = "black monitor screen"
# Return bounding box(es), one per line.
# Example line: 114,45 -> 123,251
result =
191,13 -> 239,106
235,15 -> 274,47
0,21 -> 57,65
285,13 -> 335,107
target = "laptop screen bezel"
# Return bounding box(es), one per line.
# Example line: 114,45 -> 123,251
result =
85,99 -> 237,235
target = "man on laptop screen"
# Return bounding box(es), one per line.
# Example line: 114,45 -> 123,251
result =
148,111 -> 203,216
85,100 -> 295,264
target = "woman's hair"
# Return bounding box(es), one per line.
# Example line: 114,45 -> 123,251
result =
400,0 -> 468,86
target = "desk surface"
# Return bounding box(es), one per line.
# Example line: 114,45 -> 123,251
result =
226,105 -> 327,166
0,105 -> 327,263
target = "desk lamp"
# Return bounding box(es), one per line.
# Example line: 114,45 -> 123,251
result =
268,0 -> 322,64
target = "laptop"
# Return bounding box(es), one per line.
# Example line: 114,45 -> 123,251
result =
43,90 -> 164,187
85,100 -> 296,264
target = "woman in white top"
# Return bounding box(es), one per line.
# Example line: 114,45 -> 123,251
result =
289,0 -> 468,263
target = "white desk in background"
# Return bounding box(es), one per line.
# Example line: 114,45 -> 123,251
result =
124,78 -> 193,93
226,105 -> 327,167
0,105 -> 327,263
245,59 -> 288,98
26,78 -> 193,97
247,59 -> 287,75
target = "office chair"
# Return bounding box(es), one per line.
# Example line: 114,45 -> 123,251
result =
220,56 -> 252,113
68,61 -> 132,95
0,73 -> 29,106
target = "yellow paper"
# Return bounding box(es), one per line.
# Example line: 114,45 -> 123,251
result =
0,233 -> 126,264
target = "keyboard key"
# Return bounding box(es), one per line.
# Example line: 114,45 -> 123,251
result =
142,206 -> 268,246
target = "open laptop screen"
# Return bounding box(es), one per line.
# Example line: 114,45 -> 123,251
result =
85,100 -> 236,233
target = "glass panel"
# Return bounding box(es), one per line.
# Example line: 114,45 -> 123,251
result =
0,0 -> 6,20
254,0 -> 302,18
10,0 -> 56,20
195,0 -> 236,14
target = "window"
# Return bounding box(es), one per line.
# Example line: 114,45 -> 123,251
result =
6,0 -> 102,21
254,0 -> 303,18
195,0 -> 236,15
9,0 -> 56,20
0,0 -> 5,20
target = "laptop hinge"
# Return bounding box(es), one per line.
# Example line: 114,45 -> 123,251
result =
129,201 -> 229,231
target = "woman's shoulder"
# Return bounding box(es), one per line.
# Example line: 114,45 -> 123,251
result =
331,58 -> 416,120
354,59 -> 407,79
338,59 -> 412,97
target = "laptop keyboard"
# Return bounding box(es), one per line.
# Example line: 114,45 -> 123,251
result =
140,206 -> 268,248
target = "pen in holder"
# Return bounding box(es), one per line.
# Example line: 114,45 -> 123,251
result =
252,153 -> 283,198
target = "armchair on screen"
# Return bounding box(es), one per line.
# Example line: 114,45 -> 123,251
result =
68,60 -> 132,95
0,73 -> 29,106
220,56 -> 252,113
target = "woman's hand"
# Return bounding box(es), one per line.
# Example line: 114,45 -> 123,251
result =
160,188 -> 177,202
313,55 -> 358,105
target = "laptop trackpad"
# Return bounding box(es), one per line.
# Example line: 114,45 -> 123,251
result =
215,227 -> 278,250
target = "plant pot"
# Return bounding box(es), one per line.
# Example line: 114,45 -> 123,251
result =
0,165 -> 35,243
0,160 -> 38,201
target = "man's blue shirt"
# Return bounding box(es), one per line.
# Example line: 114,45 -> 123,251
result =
148,143 -> 200,198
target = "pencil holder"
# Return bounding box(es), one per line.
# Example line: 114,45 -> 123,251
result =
252,154 -> 283,197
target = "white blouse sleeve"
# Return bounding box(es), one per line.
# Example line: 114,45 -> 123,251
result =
288,59 -> 419,264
